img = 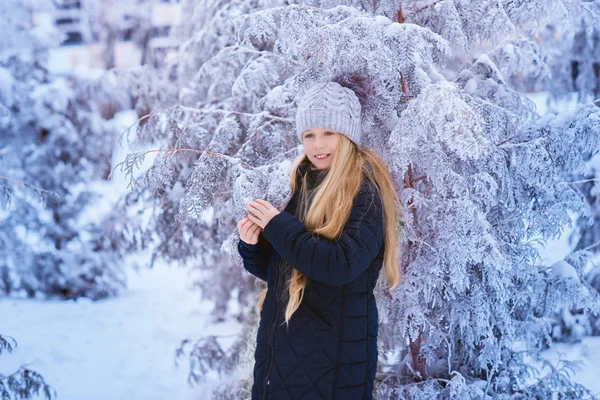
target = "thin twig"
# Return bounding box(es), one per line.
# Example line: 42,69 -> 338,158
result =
563,178 -> 600,185
492,207 -> 560,228
117,105 -> 173,146
109,148 -> 255,185
0,175 -> 28,186
0,175 -> 58,203
583,239 -> 600,252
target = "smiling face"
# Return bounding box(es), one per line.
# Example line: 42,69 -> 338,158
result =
301,127 -> 340,170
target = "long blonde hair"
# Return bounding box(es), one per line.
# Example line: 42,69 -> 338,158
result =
255,134 -> 404,325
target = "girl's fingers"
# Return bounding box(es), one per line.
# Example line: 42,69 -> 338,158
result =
247,212 -> 261,226
246,219 -> 258,231
254,200 -> 271,211
240,221 -> 251,238
255,199 -> 273,210
248,202 -> 264,215
238,216 -> 263,243
244,216 -> 259,231
251,224 -> 261,239
238,217 -> 249,229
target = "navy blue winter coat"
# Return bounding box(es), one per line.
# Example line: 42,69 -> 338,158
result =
237,164 -> 385,400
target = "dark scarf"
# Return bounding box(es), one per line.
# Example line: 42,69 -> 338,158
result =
286,163 -> 329,217
276,163 -> 329,309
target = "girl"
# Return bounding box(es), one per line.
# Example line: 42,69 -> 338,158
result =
237,78 -> 403,400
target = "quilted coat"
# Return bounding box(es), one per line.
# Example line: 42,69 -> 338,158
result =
237,164 -> 385,400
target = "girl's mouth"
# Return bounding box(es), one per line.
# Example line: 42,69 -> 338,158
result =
315,154 -> 330,160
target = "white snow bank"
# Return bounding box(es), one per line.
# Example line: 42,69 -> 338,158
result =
0,257 -> 244,400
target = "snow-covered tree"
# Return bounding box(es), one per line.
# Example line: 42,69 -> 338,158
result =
541,1 -> 600,103
0,0 -> 127,300
115,0 -> 286,321
118,0 -> 600,398
0,2 -> 62,385
552,151 -> 600,343
550,262 -> 600,343
541,3 -> 600,344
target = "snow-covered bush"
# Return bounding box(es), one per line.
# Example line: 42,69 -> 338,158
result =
546,9 -> 600,341
0,335 -> 55,400
551,260 -> 600,343
541,0 -> 600,103
116,0 -> 600,398
0,0 -> 127,300
554,115 -> 600,343
588,264 -> 600,335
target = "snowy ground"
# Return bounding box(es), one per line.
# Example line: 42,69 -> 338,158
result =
0,258 -> 245,400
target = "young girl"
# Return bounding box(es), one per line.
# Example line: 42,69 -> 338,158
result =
237,79 -> 402,400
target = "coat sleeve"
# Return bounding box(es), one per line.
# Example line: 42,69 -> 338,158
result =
262,182 -> 384,287
237,231 -> 271,282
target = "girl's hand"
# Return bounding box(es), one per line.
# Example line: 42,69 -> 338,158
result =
237,217 -> 261,245
247,199 -> 280,229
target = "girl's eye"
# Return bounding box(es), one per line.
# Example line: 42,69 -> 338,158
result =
304,131 -> 335,138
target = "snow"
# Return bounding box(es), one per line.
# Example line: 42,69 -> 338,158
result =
0,257 -> 244,400
31,77 -> 75,118
463,78 -> 477,94
512,90 -> 600,395
524,226 -> 600,395
3,26 -> 600,397
0,107 -> 247,399
526,91 -> 580,117
474,54 -> 504,83
551,260 -> 581,282
373,15 -> 392,26
537,337 -> 600,396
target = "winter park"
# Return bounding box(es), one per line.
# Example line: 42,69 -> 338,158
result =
2,0 -> 600,399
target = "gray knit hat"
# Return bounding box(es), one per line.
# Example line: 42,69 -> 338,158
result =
295,81 -> 362,146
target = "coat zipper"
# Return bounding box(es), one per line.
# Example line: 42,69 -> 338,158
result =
262,259 -> 279,400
